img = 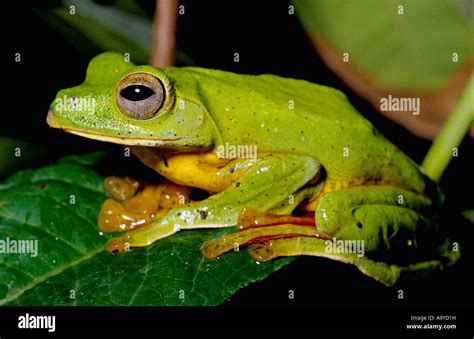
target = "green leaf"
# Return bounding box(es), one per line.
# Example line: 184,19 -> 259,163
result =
53,0 -> 152,64
293,0 -> 474,91
0,153 -> 293,306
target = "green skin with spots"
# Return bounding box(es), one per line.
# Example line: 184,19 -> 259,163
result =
48,52 -> 459,286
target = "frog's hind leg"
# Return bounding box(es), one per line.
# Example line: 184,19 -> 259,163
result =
313,186 -> 443,258
202,185 -> 458,285
246,233 -> 454,287
248,199 -> 459,286
200,219 -> 409,286
246,236 -> 404,286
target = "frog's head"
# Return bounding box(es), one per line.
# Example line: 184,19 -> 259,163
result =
47,52 -> 215,151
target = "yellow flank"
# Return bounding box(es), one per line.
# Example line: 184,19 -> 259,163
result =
131,147 -> 251,193
323,178 -> 362,193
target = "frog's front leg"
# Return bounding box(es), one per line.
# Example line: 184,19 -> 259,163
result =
105,154 -> 321,253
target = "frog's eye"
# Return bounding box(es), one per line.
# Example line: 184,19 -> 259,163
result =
116,73 -> 165,120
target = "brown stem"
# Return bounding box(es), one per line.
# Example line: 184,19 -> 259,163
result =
151,0 -> 179,67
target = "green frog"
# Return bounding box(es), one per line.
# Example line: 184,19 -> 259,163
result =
47,52 -> 459,286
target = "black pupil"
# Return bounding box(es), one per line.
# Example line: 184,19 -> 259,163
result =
121,85 -> 155,101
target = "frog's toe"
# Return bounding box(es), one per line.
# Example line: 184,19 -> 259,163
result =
247,243 -> 276,262
98,199 -> 127,233
200,239 -> 232,259
106,236 -> 130,254
104,176 -> 140,201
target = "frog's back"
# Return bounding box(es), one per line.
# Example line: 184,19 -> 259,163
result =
166,67 -> 433,195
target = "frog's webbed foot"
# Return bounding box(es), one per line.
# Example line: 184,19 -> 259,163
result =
245,235 -> 456,287
98,176 -> 192,233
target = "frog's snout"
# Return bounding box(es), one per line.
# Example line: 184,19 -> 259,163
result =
46,108 -> 56,127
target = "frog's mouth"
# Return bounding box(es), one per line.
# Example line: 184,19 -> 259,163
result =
65,129 -> 183,147
47,109 -> 183,147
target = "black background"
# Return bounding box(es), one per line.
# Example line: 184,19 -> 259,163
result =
2,0 -> 473,333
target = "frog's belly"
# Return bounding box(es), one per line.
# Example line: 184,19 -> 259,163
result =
131,146 -> 252,193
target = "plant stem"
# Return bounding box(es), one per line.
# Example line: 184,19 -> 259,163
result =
151,0 -> 178,67
421,76 -> 474,182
